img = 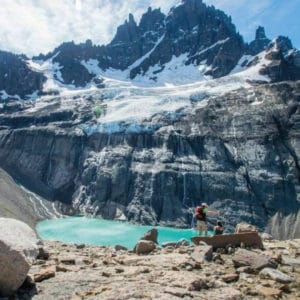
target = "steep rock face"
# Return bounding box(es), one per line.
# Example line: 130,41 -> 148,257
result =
35,41 -> 105,87
0,81 -> 299,239
34,8 -> 166,86
130,0 -> 244,79
0,168 -> 65,228
75,83 -> 300,239
260,37 -> 300,82
1,0 -> 299,92
33,0 -> 244,87
107,9 -> 165,71
247,26 -> 271,56
0,51 -> 45,99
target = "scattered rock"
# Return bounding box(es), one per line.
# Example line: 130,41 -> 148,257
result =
279,284 -> 291,293
165,287 -> 192,298
217,248 -> 227,254
176,238 -> 189,247
226,245 -> 235,254
162,242 -> 177,248
115,245 -> 128,251
257,286 -> 282,297
205,287 -> 243,300
56,265 -> 71,272
135,240 -> 156,255
281,256 -> 300,267
139,267 -> 150,274
186,265 -> 193,271
235,223 -> 258,234
191,245 -> 213,263
139,228 -> 158,244
34,268 -> 55,282
59,257 -> 76,265
221,273 -> 239,283
20,274 -> 35,289
232,249 -> 277,271
193,261 -> 202,270
34,259 -> 47,266
0,218 -> 39,296
75,244 -> 85,249
236,266 -> 254,274
37,247 -> 50,260
177,247 -> 188,254
260,268 -> 294,283
115,268 -> 124,273
260,233 -> 274,241
213,253 -> 224,264
101,272 -> 111,277
213,280 -> 228,288
188,278 -> 209,291
82,258 -> 93,265
14,238 -> 300,299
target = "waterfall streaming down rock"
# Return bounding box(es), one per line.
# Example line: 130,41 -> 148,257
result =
0,79 -> 299,238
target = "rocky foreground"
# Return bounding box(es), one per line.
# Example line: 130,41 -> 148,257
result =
13,237 -> 300,300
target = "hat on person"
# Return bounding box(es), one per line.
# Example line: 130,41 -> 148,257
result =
201,202 -> 208,207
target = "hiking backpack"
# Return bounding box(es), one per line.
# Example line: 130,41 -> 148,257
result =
195,206 -> 206,220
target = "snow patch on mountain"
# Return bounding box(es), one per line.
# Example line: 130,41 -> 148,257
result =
129,34 -> 165,70
79,73 -> 251,135
81,59 -> 102,75
230,51 -> 271,82
81,53 -> 211,87
133,53 -> 211,86
230,55 -> 255,74
28,56 -> 100,97
23,45 -> 274,135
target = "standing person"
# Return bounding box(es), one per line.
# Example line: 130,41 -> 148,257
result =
214,220 -> 224,235
195,203 -> 219,236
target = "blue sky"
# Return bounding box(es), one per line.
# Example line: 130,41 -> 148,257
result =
0,0 -> 298,56
208,0 -> 300,48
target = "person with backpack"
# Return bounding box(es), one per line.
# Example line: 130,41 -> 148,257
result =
194,203 -> 219,236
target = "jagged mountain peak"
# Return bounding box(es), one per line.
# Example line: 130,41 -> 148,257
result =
128,13 -> 135,24
255,26 -> 268,40
0,1 -> 300,99
271,36 -> 294,54
247,26 -> 271,56
139,7 -> 165,33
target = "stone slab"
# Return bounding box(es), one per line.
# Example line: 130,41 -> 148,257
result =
191,232 -> 264,250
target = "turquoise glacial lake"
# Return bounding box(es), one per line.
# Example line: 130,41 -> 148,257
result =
37,217 -> 203,248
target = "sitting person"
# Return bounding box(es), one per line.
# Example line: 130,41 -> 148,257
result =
214,220 -> 224,235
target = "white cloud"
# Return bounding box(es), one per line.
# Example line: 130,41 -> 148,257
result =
0,0 -> 179,56
0,0 -> 298,57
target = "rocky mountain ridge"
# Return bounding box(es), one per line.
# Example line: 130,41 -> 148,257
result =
0,0 -> 300,99
0,0 -> 299,240
0,77 -> 299,239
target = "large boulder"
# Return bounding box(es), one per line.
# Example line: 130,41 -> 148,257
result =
260,268 -> 294,283
139,228 -> 158,244
191,232 -> 263,250
191,245 -> 213,263
135,240 -> 156,255
232,249 -> 277,272
235,223 -> 258,234
0,218 -> 39,296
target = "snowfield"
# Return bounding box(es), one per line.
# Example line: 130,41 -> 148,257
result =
21,49 -> 272,134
